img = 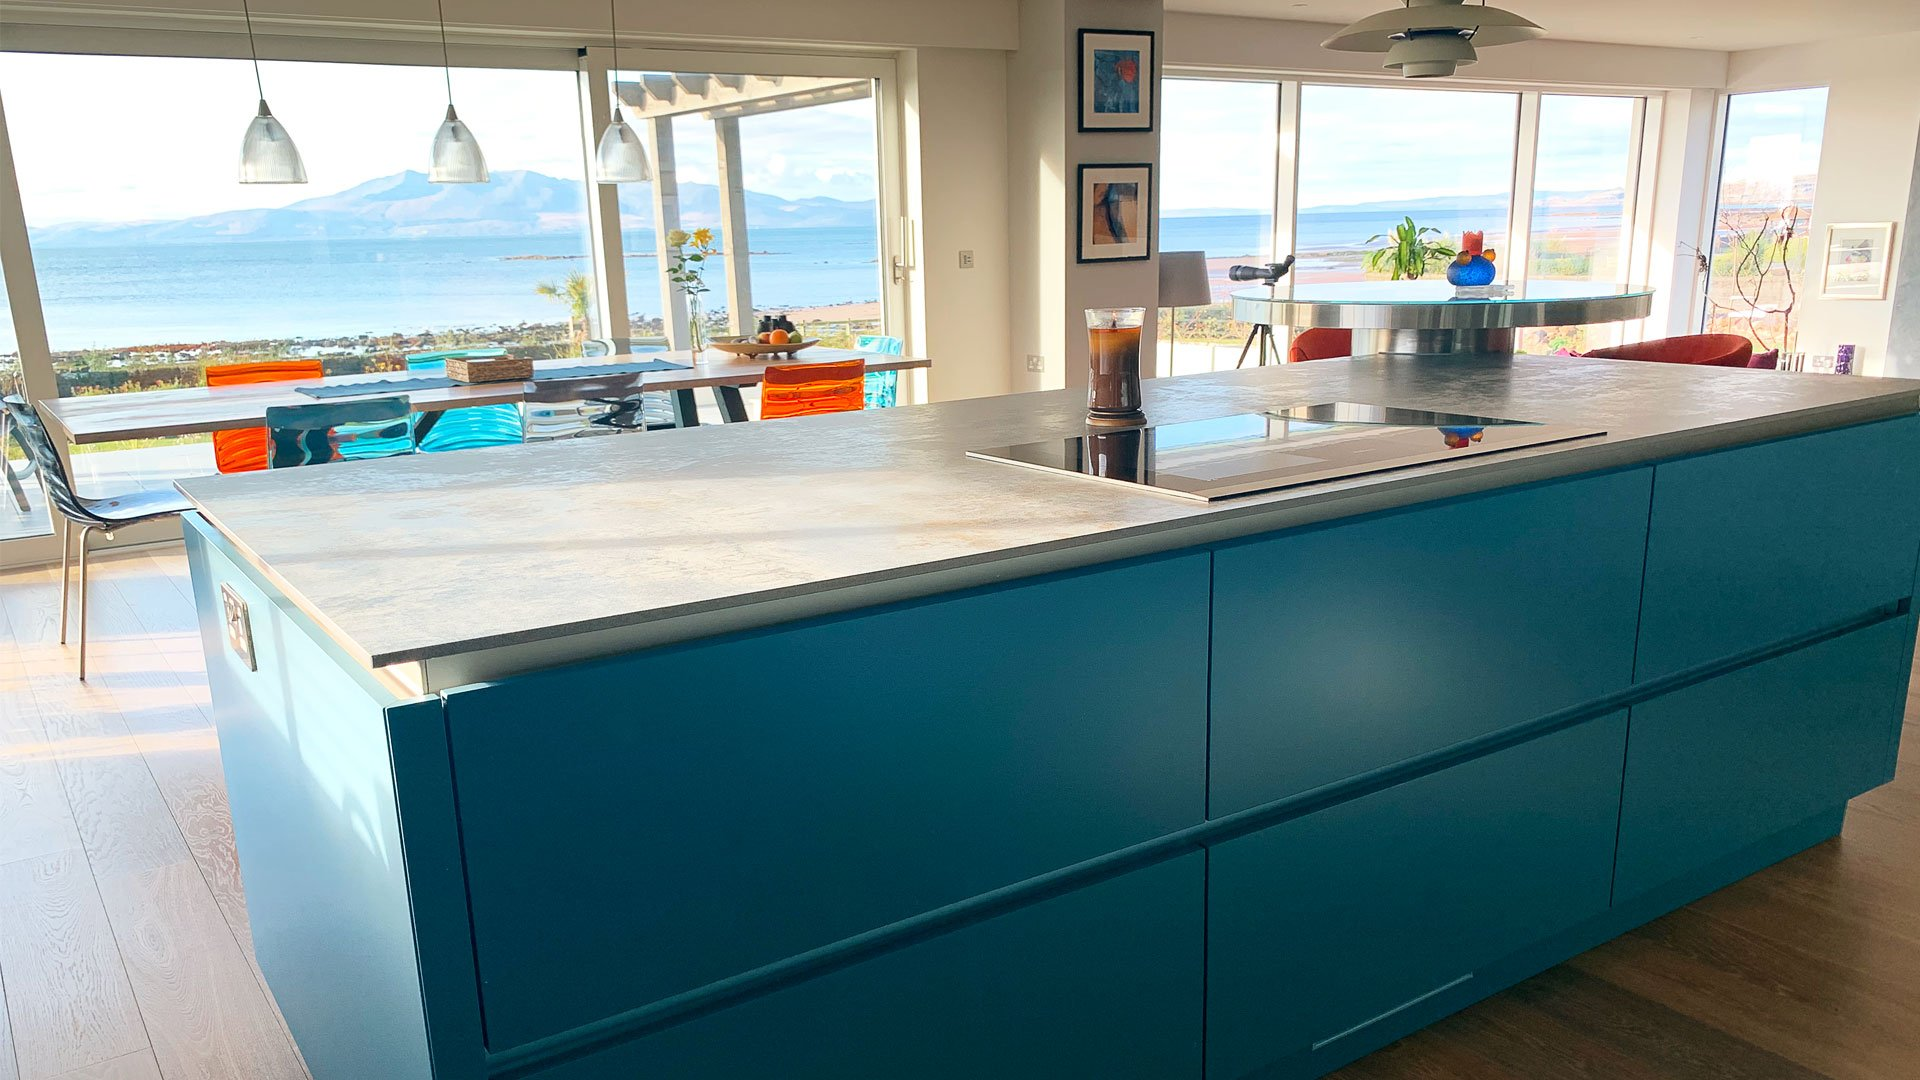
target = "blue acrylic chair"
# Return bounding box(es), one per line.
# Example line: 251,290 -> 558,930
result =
856,334 -> 903,409
405,350 -> 524,453
265,397 -> 416,468
5,395 -> 194,679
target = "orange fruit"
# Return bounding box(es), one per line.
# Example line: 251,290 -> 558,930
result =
757,332 -> 773,344
769,329 -> 791,345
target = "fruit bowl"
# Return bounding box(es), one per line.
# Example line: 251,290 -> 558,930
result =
706,337 -> 819,359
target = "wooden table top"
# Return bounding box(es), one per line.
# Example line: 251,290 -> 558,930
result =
38,348 -> 931,445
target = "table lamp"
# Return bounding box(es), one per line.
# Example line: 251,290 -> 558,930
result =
1159,251 -> 1213,376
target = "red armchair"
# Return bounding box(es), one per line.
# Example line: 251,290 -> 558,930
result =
1289,327 -> 1352,363
1582,334 -> 1753,368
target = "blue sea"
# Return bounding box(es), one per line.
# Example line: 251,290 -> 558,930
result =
14,205 -> 1622,353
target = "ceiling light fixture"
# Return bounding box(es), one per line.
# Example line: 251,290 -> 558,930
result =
594,0 -> 651,184
236,0 -> 307,184
1323,0 -> 1545,79
428,0 -> 489,183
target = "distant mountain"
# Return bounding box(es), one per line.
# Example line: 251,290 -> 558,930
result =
29,170 -> 879,246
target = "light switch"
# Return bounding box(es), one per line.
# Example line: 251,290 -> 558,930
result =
220,582 -> 257,672
959,250 -> 976,269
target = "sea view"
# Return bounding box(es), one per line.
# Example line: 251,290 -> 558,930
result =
5,197 -> 1626,356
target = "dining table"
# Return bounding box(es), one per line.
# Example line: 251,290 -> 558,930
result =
35,347 -> 932,446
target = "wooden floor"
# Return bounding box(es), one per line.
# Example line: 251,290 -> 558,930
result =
1,548 -> 1916,1080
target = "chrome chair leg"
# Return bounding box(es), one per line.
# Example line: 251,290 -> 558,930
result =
58,516 -> 72,645
77,525 -> 96,681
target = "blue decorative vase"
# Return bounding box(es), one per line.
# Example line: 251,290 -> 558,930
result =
1447,255 -> 1497,287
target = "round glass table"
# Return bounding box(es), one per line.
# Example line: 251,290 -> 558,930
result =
1231,280 -> 1654,361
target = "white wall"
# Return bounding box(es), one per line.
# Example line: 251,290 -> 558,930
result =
1727,32 -> 1920,376
903,48 -> 1014,400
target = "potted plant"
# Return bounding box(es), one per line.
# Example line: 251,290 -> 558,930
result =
1364,217 -> 1457,281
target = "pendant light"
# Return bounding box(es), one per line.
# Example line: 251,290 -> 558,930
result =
236,0 -> 307,184
1323,0 -> 1545,79
428,0 -> 489,183
594,0 -> 651,184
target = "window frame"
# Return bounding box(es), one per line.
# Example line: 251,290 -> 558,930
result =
0,32 -> 906,566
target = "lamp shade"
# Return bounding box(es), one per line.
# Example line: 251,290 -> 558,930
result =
430,105 -> 490,184
1159,251 -> 1213,309
1324,0 -> 1544,53
596,108 -> 651,184
238,99 -> 307,184
1385,33 -> 1478,78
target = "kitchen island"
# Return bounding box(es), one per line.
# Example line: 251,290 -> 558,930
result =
175,355 -> 1920,1080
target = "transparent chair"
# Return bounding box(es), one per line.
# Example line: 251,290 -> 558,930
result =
577,339 -> 677,429
206,360 -> 326,472
405,351 -> 524,452
264,397 -> 416,468
856,334 -> 904,409
522,376 -> 655,442
5,395 -> 193,679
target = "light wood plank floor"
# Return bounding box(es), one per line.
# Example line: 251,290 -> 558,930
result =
2,545 -> 1917,1079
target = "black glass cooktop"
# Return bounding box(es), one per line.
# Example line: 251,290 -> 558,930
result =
967,403 -> 1605,502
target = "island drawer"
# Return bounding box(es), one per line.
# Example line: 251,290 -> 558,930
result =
1635,414 -> 1920,681
525,854 -> 1202,1080
1209,467 -> 1651,816
1614,616 -> 1910,900
440,552 -> 1210,1052
1206,711 -> 1627,1080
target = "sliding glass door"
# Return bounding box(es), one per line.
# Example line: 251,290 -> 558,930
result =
0,52 -> 593,492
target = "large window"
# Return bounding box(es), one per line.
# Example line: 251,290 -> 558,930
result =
1156,78 -> 1278,375
1704,87 -> 1828,352
1520,94 -> 1642,353
613,72 -> 885,350
0,51 -> 592,483
1295,85 -> 1518,285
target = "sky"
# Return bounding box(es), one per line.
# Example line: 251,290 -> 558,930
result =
0,53 -> 1824,226
0,51 -> 878,226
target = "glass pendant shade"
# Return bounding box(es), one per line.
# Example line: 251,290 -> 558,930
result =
596,108 -> 651,183
430,104 -> 490,183
238,99 -> 308,184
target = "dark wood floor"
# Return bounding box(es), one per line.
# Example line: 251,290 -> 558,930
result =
1334,692 -> 1920,1079
2,547 -> 1916,1078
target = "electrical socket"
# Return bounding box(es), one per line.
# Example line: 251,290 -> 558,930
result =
1026,355 -> 1045,373
958,250 -> 975,269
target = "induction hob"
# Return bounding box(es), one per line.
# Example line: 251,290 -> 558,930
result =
967,403 -> 1605,502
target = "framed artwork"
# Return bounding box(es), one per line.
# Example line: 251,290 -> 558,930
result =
1079,29 -> 1154,132
1078,163 -> 1153,263
1820,222 -> 1897,300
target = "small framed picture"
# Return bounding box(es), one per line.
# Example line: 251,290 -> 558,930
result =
1078,163 -> 1153,263
1820,222 -> 1897,300
1079,29 -> 1154,132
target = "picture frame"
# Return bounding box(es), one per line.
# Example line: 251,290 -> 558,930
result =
1820,221 -> 1897,300
1078,29 -> 1154,132
1078,163 -> 1153,263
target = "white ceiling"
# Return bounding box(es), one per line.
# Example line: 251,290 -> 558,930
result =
1165,0 -> 1920,53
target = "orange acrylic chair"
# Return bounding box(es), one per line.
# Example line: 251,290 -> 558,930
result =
1289,327 -> 1352,363
759,359 -> 867,420
206,360 -> 325,473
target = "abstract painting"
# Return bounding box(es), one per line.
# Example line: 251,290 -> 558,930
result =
1079,164 -> 1153,262
1079,29 -> 1154,132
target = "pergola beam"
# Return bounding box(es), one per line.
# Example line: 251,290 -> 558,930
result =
616,74 -> 870,121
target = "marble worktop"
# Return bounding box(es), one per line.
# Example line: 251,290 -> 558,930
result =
176,356 -> 1920,677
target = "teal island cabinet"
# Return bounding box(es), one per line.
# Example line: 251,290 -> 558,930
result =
174,356 -> 1920,1080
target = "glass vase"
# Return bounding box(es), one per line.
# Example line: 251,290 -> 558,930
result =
688,296 -> 707,355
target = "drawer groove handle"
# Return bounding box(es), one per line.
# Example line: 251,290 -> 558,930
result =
1311,972 -> 1475,1051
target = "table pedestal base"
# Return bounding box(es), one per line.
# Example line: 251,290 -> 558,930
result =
1356,327 -> 1517,361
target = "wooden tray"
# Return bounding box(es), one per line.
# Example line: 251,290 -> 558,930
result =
706,338 -> 820,359
445,356 -> 534,383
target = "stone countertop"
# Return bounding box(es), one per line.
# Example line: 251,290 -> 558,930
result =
177,356 -> 1920,673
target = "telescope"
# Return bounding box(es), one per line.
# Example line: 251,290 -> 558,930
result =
1227,255 -> 1296,285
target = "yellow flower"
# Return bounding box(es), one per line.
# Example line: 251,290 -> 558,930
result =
691,227 -> 714,247
666,229 -> 690,247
